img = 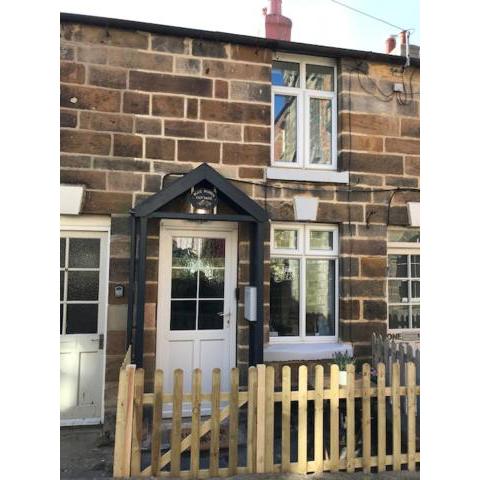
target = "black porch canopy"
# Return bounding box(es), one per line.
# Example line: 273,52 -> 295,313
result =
127,163 -> 268,368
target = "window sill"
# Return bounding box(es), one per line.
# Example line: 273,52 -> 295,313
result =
266,167 -> 349,184
264,342 -> 353,362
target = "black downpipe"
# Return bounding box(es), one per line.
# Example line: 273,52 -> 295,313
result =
134,217 -> 148,367
126,214 -> 136,349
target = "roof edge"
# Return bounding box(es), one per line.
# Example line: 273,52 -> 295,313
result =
60,12 -> 420,68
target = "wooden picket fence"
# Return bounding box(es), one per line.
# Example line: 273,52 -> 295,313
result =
113,360 -> 420,478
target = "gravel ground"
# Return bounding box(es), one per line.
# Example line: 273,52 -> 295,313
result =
60,426 -> 419,480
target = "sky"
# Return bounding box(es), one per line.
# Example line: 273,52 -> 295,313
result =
60,0 -> 420,53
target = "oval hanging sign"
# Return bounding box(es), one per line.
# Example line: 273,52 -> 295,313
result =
189,188 -> 217,210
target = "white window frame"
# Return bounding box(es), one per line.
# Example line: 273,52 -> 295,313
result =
387,242 -> 420,334
270,223 -> 339,344
271,53 -> 337,171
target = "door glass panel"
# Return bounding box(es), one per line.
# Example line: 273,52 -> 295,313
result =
388,280 -> 409,303
270,258 -> 300,336
272,61 -> 300,87
170,301 -> 196,330
170,237 -> 227,331
60,238 -> 66,268
411,280 -> 420,300
198,300 -> 224,329
411,255 -> 420,277
172,238 -> 198,267
67,271 -> 99,301
306,64 -> 334,91
199,269 -> 224,298
200,239 -> 225,267
274,94 -> 297,163
305,259 -> 335,336
66,304 -> 98,334
309,97 -> 332,165
274,229 -> 297,249
68,238 -> 100,268
60,271 -> 65,300
388,255 -> 408,277
412,305 -> 420,328
389,305 -> 409,329
171,268 -> 197,298
309,230 -> 333,250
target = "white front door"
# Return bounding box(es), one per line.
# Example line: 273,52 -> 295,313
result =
60,231 -> 108,426
157,221 -> 238,398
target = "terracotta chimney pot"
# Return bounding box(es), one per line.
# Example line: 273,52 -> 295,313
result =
264,0 -> 292,41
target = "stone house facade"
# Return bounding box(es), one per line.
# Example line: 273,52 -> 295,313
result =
59,13 -> 420,428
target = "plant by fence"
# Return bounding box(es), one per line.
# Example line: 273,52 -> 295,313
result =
113,358 -> 419,477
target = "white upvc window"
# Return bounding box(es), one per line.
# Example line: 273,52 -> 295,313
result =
387,228 -> 420,332
269,223 -> 339,343
271,53 -> 337,171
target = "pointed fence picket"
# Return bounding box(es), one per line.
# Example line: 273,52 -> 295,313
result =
113,356 -> 420,477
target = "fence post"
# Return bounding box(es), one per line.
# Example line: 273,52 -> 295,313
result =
151,370 -> 164,476
256,364 -> 266,473
131,368 -> 145,476
407,362 -> 417,471
329,364 -> 340,472
392,362 -> 401,471
171,369 -> 184,478
298,365 -> 308,474
362,363 -> 371,473
113,363 -> 136,477
377,363 -> 386,472
247,367 -> 257,473
346,364 -> 355,473
314,365 -> 324,473
281,366 -> 291,473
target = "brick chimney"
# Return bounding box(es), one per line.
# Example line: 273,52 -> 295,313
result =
264,0 -> 292,41
385,35 -> 396,54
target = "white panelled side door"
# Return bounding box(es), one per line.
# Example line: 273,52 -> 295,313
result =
156,221 -> 237,406
60,231 -> 108,426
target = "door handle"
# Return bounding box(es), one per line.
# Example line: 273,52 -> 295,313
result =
91,334 -> 104,350
216,312 -> 231,326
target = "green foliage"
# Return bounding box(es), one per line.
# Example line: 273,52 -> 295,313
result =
331,350 -> 356,371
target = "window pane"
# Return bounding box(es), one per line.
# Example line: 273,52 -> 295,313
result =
170,301 -> 196,330
411,280 -> 420,300
60,271 -> 65,300
60,238 -> 66,268
270,258 -> 300,336
306,64 -> 334,91
198,300 -> 224,329
309,98 -> 332,165
68,238 -> 100,268
199,238 -> 225,267
272,61 -> 300,87
199,269 -> 224,298
66,304 -> 98,334
171,268 -> 197,298
274,229 -> 297,249
274,95 -> 297,163
411,255 -> 420,278
388,228 -> 420,243
412,305 -> 420,328
389,305 -> 409,329
305,259 -> 335,336
388,255 -> 408,277
388,280 -> 409,303
172,237 -> 198,268
67,271 -> 99,301
310,230 -> 333,250
60,305 -> 64,334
